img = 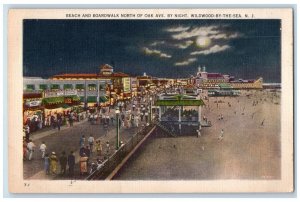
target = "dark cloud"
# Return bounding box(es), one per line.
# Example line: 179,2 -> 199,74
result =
23,19 -> 281,82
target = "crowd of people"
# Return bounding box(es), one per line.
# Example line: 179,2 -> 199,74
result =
23,114 -> 43,133
87,97 -> 153,130
162,108 -> 199,122
23,93 -> 156,179
23,137 -> 77,177
23,109 -> 86,142
78,134 -> 108,175
46,110 -> 86,129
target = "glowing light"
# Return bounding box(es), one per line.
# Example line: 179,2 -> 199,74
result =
196,36 -> 211,48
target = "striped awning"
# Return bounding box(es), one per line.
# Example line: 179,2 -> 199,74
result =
99,96 -> 108,103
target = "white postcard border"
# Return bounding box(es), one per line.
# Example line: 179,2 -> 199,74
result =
8,8 -> 294,193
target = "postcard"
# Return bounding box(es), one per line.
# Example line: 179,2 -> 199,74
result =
8,8 -> 293,193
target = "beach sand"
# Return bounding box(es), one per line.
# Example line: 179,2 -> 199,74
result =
114,90 -> 281,180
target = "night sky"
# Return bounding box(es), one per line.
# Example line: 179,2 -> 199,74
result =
23,19 -> 281,82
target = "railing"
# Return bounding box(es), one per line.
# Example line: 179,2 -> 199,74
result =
156,122 -> 177,137
86,122 -> 156,180
161,117 -> 199,122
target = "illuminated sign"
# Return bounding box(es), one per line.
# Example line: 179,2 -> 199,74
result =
25,100 -> 42,107
64,90 -> 77,96
44,90 -> 77,97
131,78 -> 137,88
64,97 -> 73,104
122,78 -> 131,92
103,71 -> 112,75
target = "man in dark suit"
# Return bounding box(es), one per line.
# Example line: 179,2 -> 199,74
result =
67,151 -> 75,177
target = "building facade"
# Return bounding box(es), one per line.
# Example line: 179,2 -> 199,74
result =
50,64 -> 132,104
191,66 -> 263,89
24,64 -> 134,112
24,77 -> 108,107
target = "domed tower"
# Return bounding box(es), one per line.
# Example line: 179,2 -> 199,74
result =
99,64 -> 113,75
201,66 -> 208,79
197,66 -> 202,76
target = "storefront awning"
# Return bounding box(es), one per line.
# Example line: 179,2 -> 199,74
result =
65,95 -> 80,101
42,97 -> 64,105
23,105 -> 44,111
87,96 -> 97,103
42,95 -> 80,105
99,96 -> 108,103
23,93 -> 43,99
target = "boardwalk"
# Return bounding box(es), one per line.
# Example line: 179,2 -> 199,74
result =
23,110 -> 146,180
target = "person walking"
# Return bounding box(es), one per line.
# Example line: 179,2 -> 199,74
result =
67,151 -> 75,177
107,115 -> 110,125
69,114 -> 74,127
79,146 -> 85,157
140,112 -> 144,122
104,123 -> 108,136
79,135 -> 85,148
66,114 -> 70,127
95,140 -> 103,156
110,116 -> 114,124
218,129 -> 224,141
24,125 -> 30,142
137,107 -> 140,115
80,153 -> 89,175
59,151 -> 67,175
51,115 -> 56,129
44,153 -> 50,175
142,106 -> 146,115
196,129 -> 201,138
49,152 -> 58,175
145,111 -> 149,124
131,114 -> 135,127
134,115 -> 139,127
39,141 -> 47,159
106,141 -> 110,156
57,114 -> 62,131
27,139 -> 36,161
84,146 -> 91,159
88,135 -> 95,153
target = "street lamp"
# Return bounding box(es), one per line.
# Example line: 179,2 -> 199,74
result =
149,97 -> 152,123
115,108 -> 120,150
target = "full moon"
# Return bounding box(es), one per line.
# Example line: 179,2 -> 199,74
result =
196,36 -> 211,48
